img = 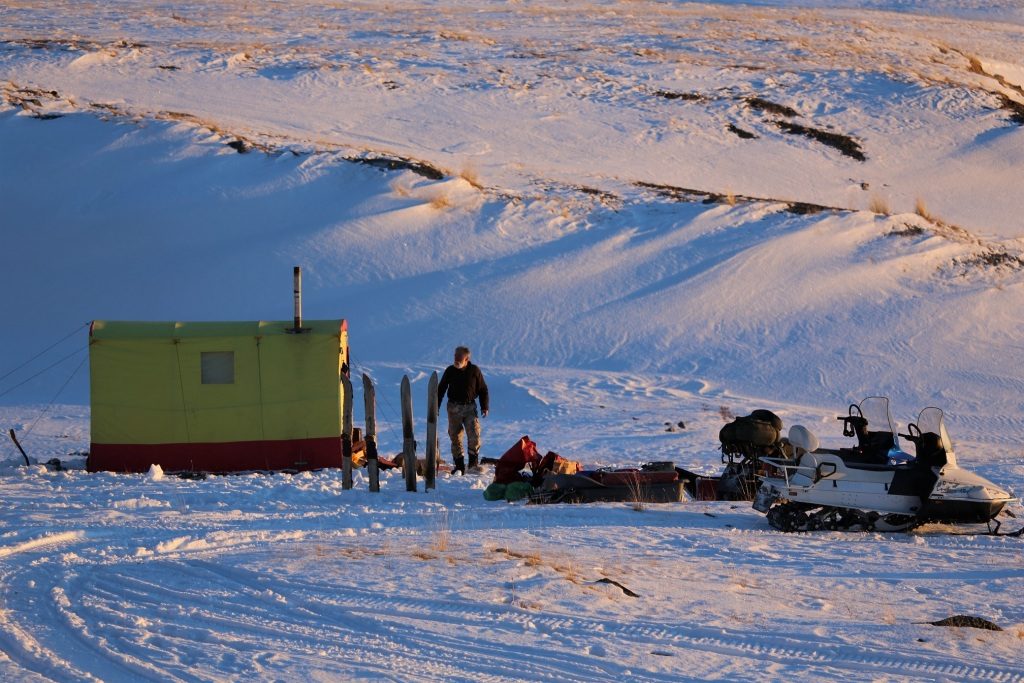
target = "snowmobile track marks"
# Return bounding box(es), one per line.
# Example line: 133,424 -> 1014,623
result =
199,562 -> 1024,682
8,540 -> 1024,683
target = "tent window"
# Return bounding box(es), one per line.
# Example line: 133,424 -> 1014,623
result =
201,351 -> 235,385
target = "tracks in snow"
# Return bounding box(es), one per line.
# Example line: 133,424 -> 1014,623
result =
3,545 -> 1021,683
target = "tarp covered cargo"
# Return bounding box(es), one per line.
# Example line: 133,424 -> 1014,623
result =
88,319 -> 349,473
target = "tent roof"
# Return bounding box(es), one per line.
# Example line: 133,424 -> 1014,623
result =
90,319 -> 347,340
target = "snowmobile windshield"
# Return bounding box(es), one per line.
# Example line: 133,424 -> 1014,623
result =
917,407 -> 954,458
856,396 -> 905,461
858,397 -> 895,435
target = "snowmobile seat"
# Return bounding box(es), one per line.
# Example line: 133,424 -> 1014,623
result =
787,426 -> 819,462
914,433 -> 947,467
842,430 -> 894,465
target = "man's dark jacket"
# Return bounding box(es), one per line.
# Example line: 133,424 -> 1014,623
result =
438,362 -> 489,412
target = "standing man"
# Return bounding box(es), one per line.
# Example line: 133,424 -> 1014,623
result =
438,346 -> 489,475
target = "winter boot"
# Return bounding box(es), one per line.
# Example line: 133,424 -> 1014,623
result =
468,452 -> 479,470
453,457 -> 466,476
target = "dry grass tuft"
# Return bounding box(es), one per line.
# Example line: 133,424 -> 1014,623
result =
625,472 -> 648,512
459,166 -> 484,190
494,546 -> 582,584
868,195 -> 890,215
914,197 -> 934,221
429,192 -> 454,210
889,223 -> 926,237
431,509 -> 451,553
559,560 -> 582,584
724,190 -> 737,207
389,177 -> 412,197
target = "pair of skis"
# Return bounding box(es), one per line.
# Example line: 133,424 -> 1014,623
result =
349,371 -> 438,492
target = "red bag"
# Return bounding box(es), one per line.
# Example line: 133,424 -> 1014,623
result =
493,436 -> 540,484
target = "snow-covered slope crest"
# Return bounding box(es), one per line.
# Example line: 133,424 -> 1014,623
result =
2,106 -> 1023,421
2,0 -> 1024,236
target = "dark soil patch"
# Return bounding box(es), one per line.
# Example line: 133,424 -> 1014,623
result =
889,223 -> 927,237
774,121 -> 866,161
654,90 -> 707,102
929,615 -> 1002,631
161,110 -> 202,123
113,39 -> 148,49
593,578 -> 639,597
577,185 -> 619,203
957,250 -> 1024,270
635,181 -> 843,213
9,37 -> 99,51
1000,95 -> 1024,126
348,155 -> 445,180
3,86 -> 59,106
727,123 -> 757,139
744,96 -> 798,118
786,202 -> 830,215
634,181 -> 716,203
226,139 -> 252,153
2,86 -> 63,115
158,64 -> 180,71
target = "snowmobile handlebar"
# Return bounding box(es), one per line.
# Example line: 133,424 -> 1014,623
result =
838,413 -> 868,438
898,423 -> 922,443
836,404 -> 867,437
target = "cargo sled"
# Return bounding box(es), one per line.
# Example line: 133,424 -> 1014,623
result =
530,462 -> 686,504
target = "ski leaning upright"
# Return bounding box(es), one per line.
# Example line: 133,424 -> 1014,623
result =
425,371 -> 439,490
362,372 -> 380,493
341,373 -> 354,490
400,375 -> 417,492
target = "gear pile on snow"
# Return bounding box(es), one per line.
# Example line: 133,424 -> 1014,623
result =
480,436 -> 686,504
678,409 -> 789,502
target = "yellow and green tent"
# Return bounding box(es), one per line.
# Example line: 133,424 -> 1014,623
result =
88,319 -> 349,473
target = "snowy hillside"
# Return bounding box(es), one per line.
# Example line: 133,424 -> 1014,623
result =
1,1 -> 1023,681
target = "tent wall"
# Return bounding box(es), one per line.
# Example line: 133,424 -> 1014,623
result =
88,320 -> 348,473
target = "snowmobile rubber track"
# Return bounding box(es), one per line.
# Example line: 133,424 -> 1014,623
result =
767,501 -> 920,533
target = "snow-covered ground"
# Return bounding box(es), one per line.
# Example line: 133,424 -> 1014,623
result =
1,1 -> 1023,680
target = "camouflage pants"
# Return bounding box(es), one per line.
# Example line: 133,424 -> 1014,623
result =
447,402 -> 481,461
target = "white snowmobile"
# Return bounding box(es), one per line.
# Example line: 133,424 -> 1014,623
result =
753,397 -> 1017,532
